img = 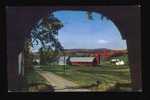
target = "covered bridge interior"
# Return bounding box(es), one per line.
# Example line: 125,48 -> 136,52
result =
6,6 -> 142,91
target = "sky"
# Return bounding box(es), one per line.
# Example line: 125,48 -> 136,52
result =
32,11 -> 127,52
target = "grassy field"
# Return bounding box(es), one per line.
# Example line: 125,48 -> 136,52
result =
25,70 -> 48,85
39,63 -> 131,91
25,69 -> 51,92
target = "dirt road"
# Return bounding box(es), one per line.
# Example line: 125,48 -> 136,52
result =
37,71 -> 91,92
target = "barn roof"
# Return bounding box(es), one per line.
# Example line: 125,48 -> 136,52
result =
70,57 -> 95,62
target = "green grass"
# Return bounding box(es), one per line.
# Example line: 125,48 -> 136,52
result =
25,69 -> 48,85
39,64 -> 131,90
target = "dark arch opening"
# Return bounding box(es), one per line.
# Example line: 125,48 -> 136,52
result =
6,6 -> 142,91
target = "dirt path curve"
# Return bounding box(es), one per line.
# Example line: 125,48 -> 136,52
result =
37,70 -> 91,92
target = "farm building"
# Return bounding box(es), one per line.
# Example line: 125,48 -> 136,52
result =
58,56 -> 69,65
69,57 -> 98,66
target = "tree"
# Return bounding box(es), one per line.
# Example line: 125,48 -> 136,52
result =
86,11 -> 93,20
24,13 -> 64,68
31,14 -> 64,51
39,47 -> 60,65
86,11 -> 109,20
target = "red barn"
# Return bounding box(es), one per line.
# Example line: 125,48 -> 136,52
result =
69,57 -> 98,66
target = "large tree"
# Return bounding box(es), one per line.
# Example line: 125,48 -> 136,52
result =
31,14 -> 64,51
24,13 -> 64,67
39,47 -> 60,65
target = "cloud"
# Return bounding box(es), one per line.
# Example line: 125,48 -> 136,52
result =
97,39 -> 110,44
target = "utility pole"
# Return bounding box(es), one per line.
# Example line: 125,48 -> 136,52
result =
63,52 -> 66,74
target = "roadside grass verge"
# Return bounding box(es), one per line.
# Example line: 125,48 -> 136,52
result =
25,69 -> 54,92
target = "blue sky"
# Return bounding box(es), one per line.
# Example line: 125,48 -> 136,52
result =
32,11 -> 127,52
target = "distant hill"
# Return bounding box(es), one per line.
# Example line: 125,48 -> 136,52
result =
64,48 -> 113,52
65,48 -> 127,52
32,48 -> 127,56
